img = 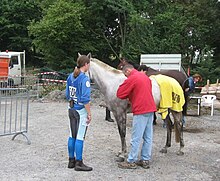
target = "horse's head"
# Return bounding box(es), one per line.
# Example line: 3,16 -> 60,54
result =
138,64 -> 150,72
117,58 -> 129,70
117,58 -> 140,70
137,64 -> 162,77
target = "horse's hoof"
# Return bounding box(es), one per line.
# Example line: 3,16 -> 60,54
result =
115,156 -> 125,162
177,151 -> 184,156
160,148 -> 167,153
106,118 -> 114,122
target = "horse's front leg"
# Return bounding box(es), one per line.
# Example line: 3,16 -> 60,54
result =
160,114 -> 172,153
113,112 -> 127,162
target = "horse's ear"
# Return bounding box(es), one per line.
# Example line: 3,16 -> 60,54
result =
78,53 -> 81,57
87,53 -> 92,59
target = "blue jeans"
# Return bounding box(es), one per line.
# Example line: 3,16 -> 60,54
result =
127,112 -> 154,163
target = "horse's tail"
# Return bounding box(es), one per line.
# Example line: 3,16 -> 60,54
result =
174,124 -> 180,143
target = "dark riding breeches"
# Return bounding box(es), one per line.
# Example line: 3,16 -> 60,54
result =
68,109 -> 80,139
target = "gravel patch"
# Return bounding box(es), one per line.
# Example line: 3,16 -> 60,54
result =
0,89 -> 220,181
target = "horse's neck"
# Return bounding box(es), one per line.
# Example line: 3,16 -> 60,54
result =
90,66 -> 107,93
147,68 -> 160,76
90,62 -> 125,96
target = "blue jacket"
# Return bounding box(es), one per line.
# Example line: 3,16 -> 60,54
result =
66,72 -> 91,110
188,76 -> 195,89
184,76 -> 196,96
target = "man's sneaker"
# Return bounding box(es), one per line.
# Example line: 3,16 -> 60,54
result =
136,160 -> 150,169
118,161 -> 137,169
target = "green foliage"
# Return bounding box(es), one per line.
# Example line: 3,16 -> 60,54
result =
1,0 -> 220,81
191,47 -> 220,85
123,1 -> 201,63
0,0 -> 42,51
29,0 -> 95,70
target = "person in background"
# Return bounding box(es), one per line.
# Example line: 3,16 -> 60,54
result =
182,73 -> 202,127
65,53 -> 92,172
117,64 -> 157,169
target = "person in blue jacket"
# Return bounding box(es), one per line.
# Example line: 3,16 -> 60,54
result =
182,73 -> 202,127
65,53 -> 92,171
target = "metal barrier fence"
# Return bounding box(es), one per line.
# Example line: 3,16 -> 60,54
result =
0,73 -> 67,144
0,75 -> 39,98
0,88 -> 30,144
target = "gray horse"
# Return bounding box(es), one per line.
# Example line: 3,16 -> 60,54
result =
88,56 -> 184,162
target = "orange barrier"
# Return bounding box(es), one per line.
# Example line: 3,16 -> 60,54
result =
0,57 -> 10,78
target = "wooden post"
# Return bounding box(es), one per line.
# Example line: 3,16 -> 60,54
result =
206,79 -> 210,94
216,79 -> 219,94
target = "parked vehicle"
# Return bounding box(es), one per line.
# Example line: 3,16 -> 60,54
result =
0,50 -> 25,86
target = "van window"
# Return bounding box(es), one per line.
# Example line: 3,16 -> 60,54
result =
11,56 -> 18,65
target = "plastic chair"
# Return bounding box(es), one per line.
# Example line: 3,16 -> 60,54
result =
201,95 -> 216,116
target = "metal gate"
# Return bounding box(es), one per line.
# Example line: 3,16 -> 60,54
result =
0,88 -> 30,144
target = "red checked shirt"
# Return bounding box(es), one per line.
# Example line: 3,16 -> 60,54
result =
117,69 -> 156,115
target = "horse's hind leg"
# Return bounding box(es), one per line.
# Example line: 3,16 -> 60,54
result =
160,114 -> 172,153
172,111 -> 184,155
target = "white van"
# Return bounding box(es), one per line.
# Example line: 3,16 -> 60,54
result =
0,50 -> 25,85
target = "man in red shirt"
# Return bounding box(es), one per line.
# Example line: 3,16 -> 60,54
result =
117,64 -> 157,169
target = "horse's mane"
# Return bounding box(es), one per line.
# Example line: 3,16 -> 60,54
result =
92,58 -> 122,74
